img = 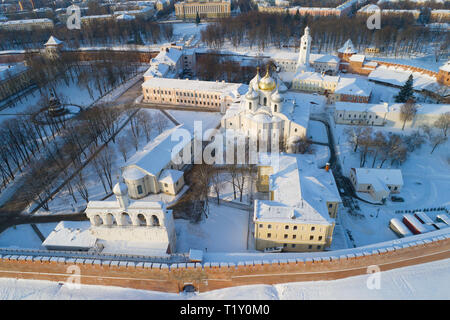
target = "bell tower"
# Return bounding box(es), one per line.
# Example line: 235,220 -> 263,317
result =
296,26 -> 312,69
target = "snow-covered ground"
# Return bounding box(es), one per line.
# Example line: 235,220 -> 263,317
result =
175,202 -> 249,253
0,222 -> 58,249
308,120 -> 328,144
31,108 -> 172,216
0,258 -> 448,299
332,121 -> 450,247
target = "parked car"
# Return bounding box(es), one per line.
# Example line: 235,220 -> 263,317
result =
391,196 -> 404,202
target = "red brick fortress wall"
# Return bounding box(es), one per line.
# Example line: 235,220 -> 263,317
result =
0,235 -> 449,293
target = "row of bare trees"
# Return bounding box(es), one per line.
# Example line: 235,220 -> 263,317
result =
201,11 -> 449,56
0,101 -> 125,211
0,18 -> 174,50
345,120 -> 448,169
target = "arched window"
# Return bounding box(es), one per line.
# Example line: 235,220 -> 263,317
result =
249,102 -> 252,110
151,215 -> 160,226
122,212 -> 132,226
93,215 -> 103,226
137,214 -> 147,226
263,97 -> 267,106
274,104 -> 277,112
106,213 -> 116,226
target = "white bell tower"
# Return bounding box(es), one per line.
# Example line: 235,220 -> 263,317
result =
296,26 -> 312,69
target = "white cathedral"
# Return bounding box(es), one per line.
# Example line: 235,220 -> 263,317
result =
221,65 -> 308,153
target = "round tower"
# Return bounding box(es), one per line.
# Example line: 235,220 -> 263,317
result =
113,181 -> 129,209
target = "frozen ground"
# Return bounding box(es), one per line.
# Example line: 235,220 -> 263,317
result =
0,258 -> 448,299
0,222 -> 58,249
175,202 -> 249,253
308,120 -> 328,144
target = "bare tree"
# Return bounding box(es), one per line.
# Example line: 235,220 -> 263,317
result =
137,110 -> 154,143
74,171 -> 89,203
154,112 -> 169,134
117,136 -> 130,162
434,112 -> 450,137
344,126 -> 365,152
210,170 -> 223,205
400,100 -> 417,130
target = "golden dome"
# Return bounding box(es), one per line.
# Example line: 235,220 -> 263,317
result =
258,66 -> 276,91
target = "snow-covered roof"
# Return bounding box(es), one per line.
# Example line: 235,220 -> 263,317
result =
335,77 -> 372,97
116,14 -> 136,20
440,61 -> 450,72
144,63 -> 170,79
349,54 -> 365,63
254,153 -> 340,225
123,166 -> 148,180
122,125 -> 191,177
152,48 -> 183,66
142,77 -> 245,97
352,168 -> 403,186
335,101 -> 388,113
158,169 -> 184,184
0,18 -> 53,26
42,221 -> 97,250
86,199 -> 166,215
45,36 -> 62,46
294,71 -> 340,83
311,54 -> 340,64
338,39 -> 357,54
368,66 -> 438,91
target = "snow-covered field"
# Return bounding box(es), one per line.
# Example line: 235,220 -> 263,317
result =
0,222 -> 58,249
175,202 -> 249,253
0,258 -> 448,299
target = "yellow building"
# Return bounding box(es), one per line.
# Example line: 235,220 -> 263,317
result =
254,153 -> 341,252
175,0 -> 231,19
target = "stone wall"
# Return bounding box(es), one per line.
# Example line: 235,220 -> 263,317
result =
0,232 -> 449,293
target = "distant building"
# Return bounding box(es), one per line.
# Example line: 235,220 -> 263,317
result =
350,168 -> 403,203
331,77 -> 372,103
357,4 -> 421,20
175,0 -> 231,19
254,153 -> 341,252
0,63 -> 32,102
334,102 -> 387,126
142,77 -> 245,111
0,18 -> 54,31
430,9 -> 450,23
